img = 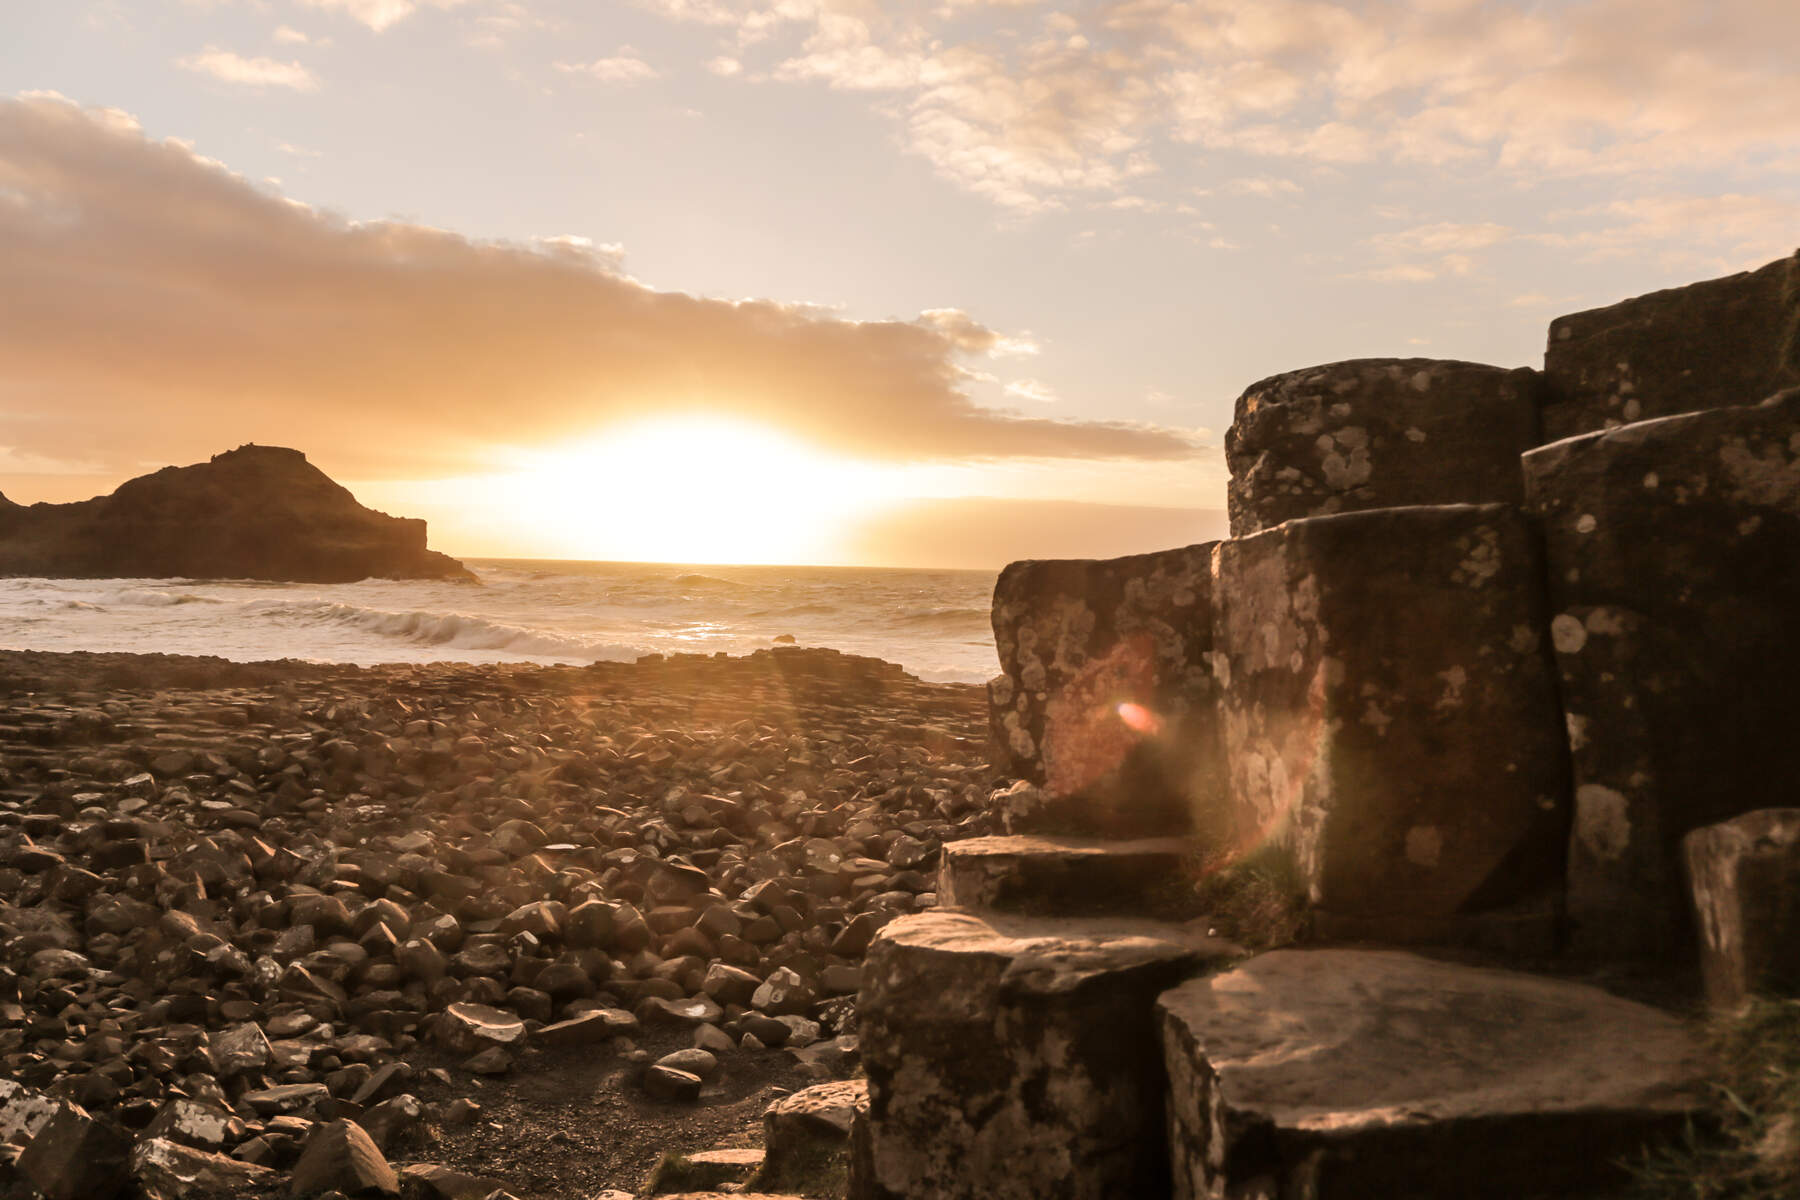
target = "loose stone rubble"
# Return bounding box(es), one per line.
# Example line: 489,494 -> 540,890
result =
0,646 -> 993,1197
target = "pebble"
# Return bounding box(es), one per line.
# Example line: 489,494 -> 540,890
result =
0,647 -> 994,1196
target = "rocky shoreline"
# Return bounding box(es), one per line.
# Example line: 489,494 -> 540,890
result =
0,646 -> 996,1198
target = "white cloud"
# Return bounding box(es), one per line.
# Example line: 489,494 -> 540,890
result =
272,26 -> 311,45
557,49 -> 661,84
706,56 -> 743,76
298,0 -> 471,33
177,48 -> 319,91
1003,378 -> 1057,403
636,0 -> 1800,215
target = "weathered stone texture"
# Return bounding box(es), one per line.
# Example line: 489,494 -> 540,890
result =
858,910 -> 1228,1200
1542,250 -> 1800,443
1525,391 -> 1800,959
1212,504 -> 1569,935
1224,358 -> 1543,537
1159,949 -> 1711,1200
937,835 -> 1193,918
988,542 -> 1221,837
1686,809 -> 1800,1012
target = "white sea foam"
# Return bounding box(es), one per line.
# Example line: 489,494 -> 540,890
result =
0,560 -> 1001,682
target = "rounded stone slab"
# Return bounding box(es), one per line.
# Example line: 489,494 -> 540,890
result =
937,835 -> 1195,918
1224,358 -> 1542,537
1159,948 -> 1711,1199
859,910 -> 1235,1200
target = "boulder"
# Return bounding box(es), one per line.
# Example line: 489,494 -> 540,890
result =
130,1138 -> 276,1200
15,1100 -> 132,1200
1542,250 -> 1800,442
1211,504 -> 1569,940
988,542 -> 1222,837
936,835 -> 1193,917
857,909 -> 1228,1200
1224,358 -> 1542,536
1524,391 -> 1800,958
1159,949 -> 1711,1199
759,1080 -> 866,1193
0,1079 -> 58,1146
1685,809 -> 1800,1012
289,1118 -> 399,1197
435,1002 -> 527,1055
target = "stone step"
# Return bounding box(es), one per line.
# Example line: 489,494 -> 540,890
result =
1158,948 -> 1711,1200
858,908 -> 1238,1200
936,834 -> 1194,918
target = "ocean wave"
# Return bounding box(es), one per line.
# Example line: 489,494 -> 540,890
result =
672,573 -> 746,589
109,589 -> 225,607
253,600 -> 645,661
747,602 -> 841,618
891,606 -> 992,628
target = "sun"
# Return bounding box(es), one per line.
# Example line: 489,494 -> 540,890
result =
478,416 -> 906,564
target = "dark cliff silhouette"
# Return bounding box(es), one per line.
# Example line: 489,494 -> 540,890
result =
0,444 -> 476,583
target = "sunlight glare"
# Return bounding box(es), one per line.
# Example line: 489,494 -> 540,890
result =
488,417 -> 907,564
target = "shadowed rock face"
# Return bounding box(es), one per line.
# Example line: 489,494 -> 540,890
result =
1212,503 -> 1570,934
0,444 -> 475,583
1542,249 -> 1800,443
1525,390 -> 1800,960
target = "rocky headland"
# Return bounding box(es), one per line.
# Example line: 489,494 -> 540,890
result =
0,445 -> 475,584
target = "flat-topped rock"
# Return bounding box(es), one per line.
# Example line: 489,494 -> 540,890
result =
1686,809 -> 1800,1012
1159,949 -> 1712,1199
937,835 -> 1193,917
1225,358 -> 1543,536
1212,504 -> 1569,940
1525,391 -> 1800,959
1543,250 -> 1800,442
988,542 -> 1221,838
858,909 -> 1235,1200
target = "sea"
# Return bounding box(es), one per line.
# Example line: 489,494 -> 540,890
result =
0,560 -> 1002,685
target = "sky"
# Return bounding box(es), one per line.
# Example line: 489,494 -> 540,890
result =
2,0 -> 1797,567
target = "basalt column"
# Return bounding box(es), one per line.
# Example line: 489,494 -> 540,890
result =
1224,358 -> 1544,537
1524,390 -> 1800,960
988,543 -> 1223,837
1211,504 -> 1570,943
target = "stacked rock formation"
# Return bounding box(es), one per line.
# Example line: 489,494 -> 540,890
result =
860,252 -> 1800,1198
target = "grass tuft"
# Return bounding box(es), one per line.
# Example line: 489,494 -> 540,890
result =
1624,996 -> 1800,1199
1170,842 -> 1308,951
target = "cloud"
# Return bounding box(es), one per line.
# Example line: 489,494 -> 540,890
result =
639,0 -> 1800,212
0,95 -> 1199,480
1003,378 -> 1056,404
556,50 -> 661,84
299,0 -> 471,33
272,26 -> 311,45
176,47 -> 319,90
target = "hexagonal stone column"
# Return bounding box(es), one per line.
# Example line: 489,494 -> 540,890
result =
1542,250 -> 1800,443
1225,359 -> 1543,537
937,835 -> 1193,918
1686,809 -> 1800,1012
1524,391 -> 1800,959
989,542 -> 1222,837
1159,949 -> 1711,1200
1212,503 -> 1569,941
858,910 -> 1228,1200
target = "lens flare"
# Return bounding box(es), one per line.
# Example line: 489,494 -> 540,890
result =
1115,701 -> 1161,735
